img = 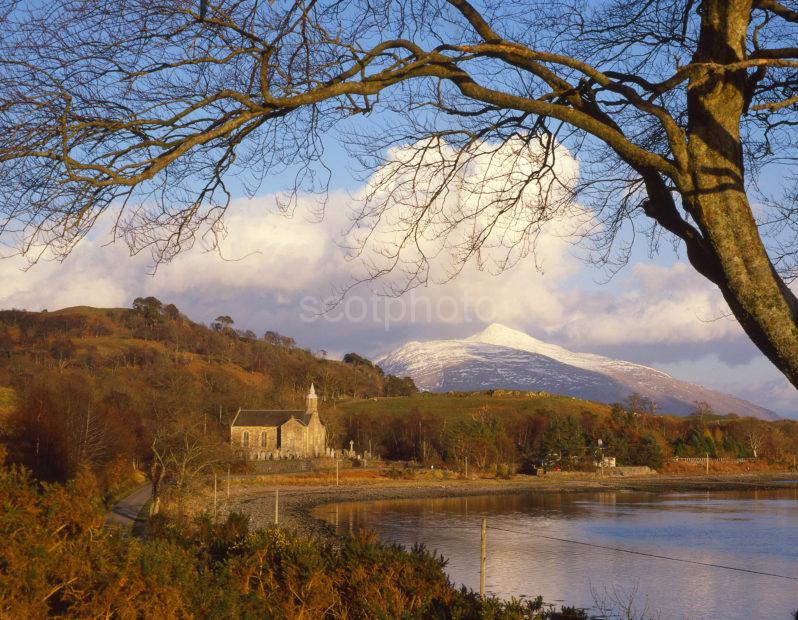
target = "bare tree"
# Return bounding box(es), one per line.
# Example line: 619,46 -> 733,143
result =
746,426 -> 766,459
1,1 -> 798,385
63,403 -> 107,475
149,410 -> 226,514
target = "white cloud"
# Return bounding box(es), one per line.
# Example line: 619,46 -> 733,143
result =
350,137 -> 581,276
331,136 -> 586,330
150,196 -> 345,295
658,354 -> 798,417
0,242 -> 134,310
744,376 -> 798,417
0,142 -> 742,351
557,263 -> 742,347
0,193 -> 351,312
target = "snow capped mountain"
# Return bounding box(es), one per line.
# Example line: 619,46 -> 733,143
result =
377,323 -> 778,419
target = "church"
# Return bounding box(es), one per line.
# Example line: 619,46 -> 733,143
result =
230,384 -> 327,460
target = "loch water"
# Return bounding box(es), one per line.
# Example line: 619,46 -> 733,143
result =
316,486 -> 798,619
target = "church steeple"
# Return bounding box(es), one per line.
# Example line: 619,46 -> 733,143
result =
306,383 -> 318,415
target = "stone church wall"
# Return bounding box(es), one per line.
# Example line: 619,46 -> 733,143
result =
231,425 -> 278,459
305,415 -> 326,457
279,418 -> 308,457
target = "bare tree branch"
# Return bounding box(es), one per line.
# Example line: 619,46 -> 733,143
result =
0,0 -> 796,387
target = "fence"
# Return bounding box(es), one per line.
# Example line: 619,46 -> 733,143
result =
671,457 -> 757,463
244,457 -> 342,475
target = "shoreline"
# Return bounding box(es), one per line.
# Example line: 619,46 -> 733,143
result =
224,471 -> 798,541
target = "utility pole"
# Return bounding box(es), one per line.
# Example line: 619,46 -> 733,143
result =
419,419 -> 423,461
480,517 -> 487,599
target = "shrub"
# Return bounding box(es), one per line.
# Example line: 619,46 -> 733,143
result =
383,466 -> 416,480
633,435 -> 666,469
496,463 -> 514,479
0,462 -> 587,618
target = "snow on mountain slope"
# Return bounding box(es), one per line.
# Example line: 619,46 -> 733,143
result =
377,324 -> 778,419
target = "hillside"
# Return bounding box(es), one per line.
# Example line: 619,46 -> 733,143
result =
0,302 -> 390,484
378,323 -> 778,420
1,305 -> 794,488
332,390 -> 611,421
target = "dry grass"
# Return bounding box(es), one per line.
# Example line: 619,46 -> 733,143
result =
230,466 -> 521,491
660,460 -> 775,475
235,469 -> 386,488
72,335 -> 164,357
0,386 -> 15,416
230,466 -> 640,490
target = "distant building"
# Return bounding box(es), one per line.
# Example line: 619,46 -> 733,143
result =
230,384 -> 326,460
597,456 -> 616,468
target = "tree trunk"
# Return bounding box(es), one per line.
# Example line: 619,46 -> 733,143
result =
149,460 -> 165,517
686,0 -> 798,387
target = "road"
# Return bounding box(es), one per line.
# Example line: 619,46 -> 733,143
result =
105,483 -> 150,528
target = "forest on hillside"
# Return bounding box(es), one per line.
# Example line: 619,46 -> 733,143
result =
331,394 -> 798,474
0,300 -> 796,496
0,300 -> 414,488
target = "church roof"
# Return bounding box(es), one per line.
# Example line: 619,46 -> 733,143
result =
232,409 -> 305,427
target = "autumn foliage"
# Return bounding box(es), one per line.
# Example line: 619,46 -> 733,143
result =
0,458 -> 582,619
330,394 -> 798,473
0,303 -> 406,485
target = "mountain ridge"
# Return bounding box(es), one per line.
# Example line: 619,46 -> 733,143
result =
377,323 -> 778,420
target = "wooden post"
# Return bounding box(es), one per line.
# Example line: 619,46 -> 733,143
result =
226,465 -> 231,500
213,473 -> 218,521
274,488 -> 279,525
480,517 -> 487,599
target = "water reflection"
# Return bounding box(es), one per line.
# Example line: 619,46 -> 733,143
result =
315,487 -> 798,620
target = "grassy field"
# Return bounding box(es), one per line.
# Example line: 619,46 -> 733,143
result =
51,305 -> 129,318
329,390 -> 612,422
